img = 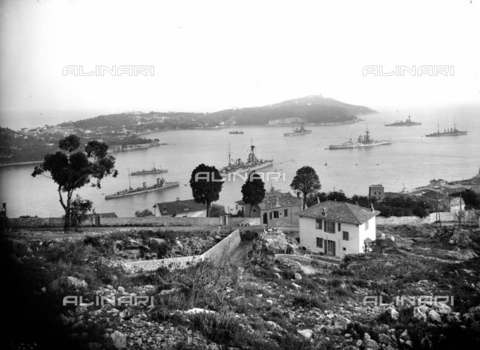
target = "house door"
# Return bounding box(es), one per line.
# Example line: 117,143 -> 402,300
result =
325,240 -> 336,256
263,213 -> 268,225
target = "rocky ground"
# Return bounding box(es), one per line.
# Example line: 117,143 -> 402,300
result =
3,224 -> 480,349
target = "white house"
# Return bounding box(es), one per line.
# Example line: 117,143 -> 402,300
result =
299,201 -> 379,258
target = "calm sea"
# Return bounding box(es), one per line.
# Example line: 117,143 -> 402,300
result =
1,107 -> 480,217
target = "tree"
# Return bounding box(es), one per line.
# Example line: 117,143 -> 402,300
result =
135,209 -> 154,217
32,135 -> 117,230
327,191 -> 348,202
458,189 -> 480,210
70,195 -> 93,227
241,171 -> 266,216
290,166 -> 321,210
189,164 -> 223,217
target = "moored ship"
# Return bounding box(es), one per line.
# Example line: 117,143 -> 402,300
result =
328,130 -> 391,150
385,115 -> 421,127
284,124 -> 312,136
220,144 -> 273,175
105,178 -> 179,200
229,130 -> 244,134
130,166 -> 168,176
426,123 -> 467,137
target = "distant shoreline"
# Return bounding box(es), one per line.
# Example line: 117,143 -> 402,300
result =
0,160 -> 42,168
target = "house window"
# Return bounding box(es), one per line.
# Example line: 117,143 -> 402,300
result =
365,220 -> 369,230
315,218 -> 323,229
338,222 -> 341,231
325,221 -> 335,233
273,211 -> 279,218
316,237 -> 323,248
284,209 -> 288,217
343,231 -> 349,240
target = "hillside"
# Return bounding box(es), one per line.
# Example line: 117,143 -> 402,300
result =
211,95 -> 375,125
3,224 -> 480,349
66,95 -> 375,129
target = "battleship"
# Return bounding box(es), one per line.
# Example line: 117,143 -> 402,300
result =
328,129 -> 391,150
385,115 -> 421,127
105,178 -> 179,200
130,166 -> 168,176
425,123 -> 468,137
220,144 -> 273,175
229,130 -> 244,134
284,124 -> 312,136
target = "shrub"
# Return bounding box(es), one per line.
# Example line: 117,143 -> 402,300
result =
292,293 -> 327,308
189,312 -> 245,346
240,229 -> 259,242
135,209 -> 154,217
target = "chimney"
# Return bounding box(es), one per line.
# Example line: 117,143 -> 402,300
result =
371,203 -> 375,212
275,196 -> 280,208
176,197 -> 180,201
322,207 -> 327,216
143,182 -> 146,188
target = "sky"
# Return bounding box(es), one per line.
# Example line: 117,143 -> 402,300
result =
1,0 -> 479,125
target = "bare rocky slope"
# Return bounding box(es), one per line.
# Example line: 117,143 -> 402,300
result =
2,224 -> 480,349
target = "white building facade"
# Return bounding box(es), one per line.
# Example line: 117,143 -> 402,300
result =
299,201 -> 379,258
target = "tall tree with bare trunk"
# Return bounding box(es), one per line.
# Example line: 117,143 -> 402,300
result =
32,135 -> 117,230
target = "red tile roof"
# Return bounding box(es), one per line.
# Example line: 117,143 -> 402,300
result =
300,201 -> 379,225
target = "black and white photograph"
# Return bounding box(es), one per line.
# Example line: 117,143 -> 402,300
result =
1,0 -> 480,349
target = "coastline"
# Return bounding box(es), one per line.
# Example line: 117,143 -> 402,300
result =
0,160 -> 42,168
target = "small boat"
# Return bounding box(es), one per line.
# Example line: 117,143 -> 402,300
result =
229,130 -> 244,134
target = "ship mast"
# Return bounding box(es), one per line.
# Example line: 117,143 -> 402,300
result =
127,168 -> 132,189
227,143 -> 232,165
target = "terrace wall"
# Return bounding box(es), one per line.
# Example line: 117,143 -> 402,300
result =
123,228 -> 242,272
8,216 -> 246,228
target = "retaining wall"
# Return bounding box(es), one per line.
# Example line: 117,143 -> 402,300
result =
123,229 -> 242,272
8,216 -> 246,228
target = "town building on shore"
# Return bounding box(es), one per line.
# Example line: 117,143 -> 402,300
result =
299,201 -> 379,258
235,189 -> 302,226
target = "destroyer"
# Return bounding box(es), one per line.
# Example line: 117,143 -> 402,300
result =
426,123 -> 467,137
220,144 -> 273,175
328,130 -> 391,150
130,166 -> 168,176
385,115 -> 421,127
105,178 -> 179,200
284,124 -> 312,136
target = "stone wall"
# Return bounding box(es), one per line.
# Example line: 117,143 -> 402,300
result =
8,216 -> 246,228
123,229 -> 242,272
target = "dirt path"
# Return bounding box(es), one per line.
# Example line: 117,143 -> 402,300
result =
398,248 -> 463,264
